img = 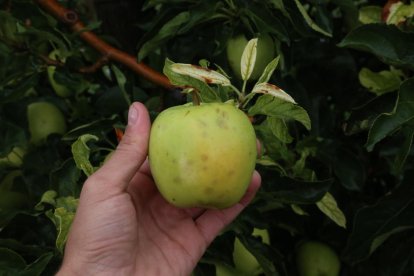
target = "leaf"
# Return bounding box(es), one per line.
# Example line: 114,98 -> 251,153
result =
256,56 -> 280,84
171,63 -> 231,86
50,158 -> 82,197
111,65 -> 131,106
71,134 -> 99,177
19,252 -> 54,276
366,78 -> 414,151
342,173 -> 414,264
248,94 -> 311,130
34,190 -> 58,211
338,24 -> 414,69
291,204 -> 309,216
0,248 -> 26,274
392,126 -> 414,173
0,120 -> 26,156
358,6 -> 382,24
46,196 -> 78,253
316,192 -> 347,228
260,173 -> 332,204
163,59 -> 221,103
293,0 -> 332,37
386,2 -> 414,25
138,11 -> 190,61
252,82 -> 296,104
241,38 -> 258,81
358,67 -> 402,95
267,117 -> 293,144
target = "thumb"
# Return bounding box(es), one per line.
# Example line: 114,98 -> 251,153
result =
91,102 -> 151,192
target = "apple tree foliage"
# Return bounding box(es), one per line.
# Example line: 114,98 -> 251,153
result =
1,0 -> 414,275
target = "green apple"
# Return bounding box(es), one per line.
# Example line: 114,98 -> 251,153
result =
226,33 -> 276,80
296,240 -> 341,276
149,102 -> 256,209
0,147 -> 26,168
47,50 -> 72,97
27,101 -> 67,145
233,228 -> 270,275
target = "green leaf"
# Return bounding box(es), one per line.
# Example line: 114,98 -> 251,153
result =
386,2 -> 414,25
111,65 -> 131,106
71,134 -> 99,176
163,58 -> 221,103
338,24 -> 414,69
260,173 -> 332,204
50,158 -> 82,197
358,6 -> 382,24
358,67 -> 402,95
248,94 -> 311,130
0,248 -> 26,274
138,11 -> 190,61
19,252 -> 54,276
392,126 -> 414,173
342,173 -> 414,264
366,78 -> 414,151
316,192 -> 347,228
293,0 -> 332,37
35,190 -> 58,211
241,38 -> 258,81
256,56 -> 280,84
46,196 -> 78,253
267,117 -> 293,144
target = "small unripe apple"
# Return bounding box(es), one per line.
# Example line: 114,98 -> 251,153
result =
27,101 -> 67,145
296,240 -> 341,276
233,228 -> 270,275
149,102 -> 256,209
226,33 -> 276,80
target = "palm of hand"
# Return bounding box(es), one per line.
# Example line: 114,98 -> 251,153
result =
58,103 -> 260,276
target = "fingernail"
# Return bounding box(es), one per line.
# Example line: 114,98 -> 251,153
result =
128,104 -> 139,125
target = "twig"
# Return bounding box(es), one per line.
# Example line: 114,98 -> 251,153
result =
78,55 -> 109,74
35,0 -> 173,90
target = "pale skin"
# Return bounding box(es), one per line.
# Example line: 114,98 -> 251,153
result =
57,102 -> 261,276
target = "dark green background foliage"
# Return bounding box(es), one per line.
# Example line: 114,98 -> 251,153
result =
1,0 -> 414,275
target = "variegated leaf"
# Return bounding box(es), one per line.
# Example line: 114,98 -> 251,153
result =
241,38 -> 258,81
171,63 -> 231,86
252,82 -> 296,103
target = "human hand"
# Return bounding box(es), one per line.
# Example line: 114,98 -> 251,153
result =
57,102 -> 261,276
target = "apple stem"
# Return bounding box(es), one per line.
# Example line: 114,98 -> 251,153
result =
191,90 -> 201,106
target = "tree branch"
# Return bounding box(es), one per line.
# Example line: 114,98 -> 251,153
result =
35,0 -> 173,90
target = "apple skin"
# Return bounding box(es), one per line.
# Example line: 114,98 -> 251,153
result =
148,103 -> 257,209
233,228 -> 270,275
226,33 -> 276,80
296,240 -> 341,276
27,102 -> 67,145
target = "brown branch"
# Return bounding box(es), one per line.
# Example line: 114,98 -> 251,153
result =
35,0 -> 173,90
78,55 -> 109,74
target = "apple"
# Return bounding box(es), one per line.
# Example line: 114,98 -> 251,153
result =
47,50 -> 72,97
295,240 -> 341,276
233,228 -> 270,275
148,102 -> 257,209
0,147 -> 25,168
27,101 -> 67,145
226,33 -> 276,80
